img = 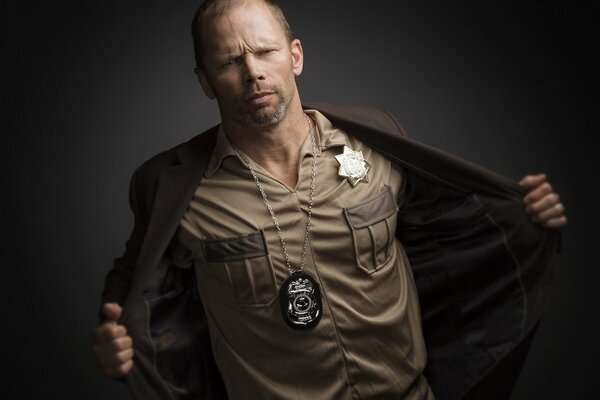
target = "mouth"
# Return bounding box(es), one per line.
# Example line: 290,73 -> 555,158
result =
244,92 -> 275,105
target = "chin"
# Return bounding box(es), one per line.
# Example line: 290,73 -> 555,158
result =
239,103 -> 286,127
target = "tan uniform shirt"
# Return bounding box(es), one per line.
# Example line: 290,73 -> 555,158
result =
178,110 -> 435,399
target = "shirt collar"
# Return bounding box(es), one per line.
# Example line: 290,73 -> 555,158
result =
204,109 -> 350,178
204,125 -> 237,178
305,109 -> 349,151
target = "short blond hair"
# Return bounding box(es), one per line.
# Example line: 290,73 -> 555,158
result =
191,0 -> 293,71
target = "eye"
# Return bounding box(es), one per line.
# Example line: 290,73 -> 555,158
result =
219,59 -> 237,68
258,49 -> 275,56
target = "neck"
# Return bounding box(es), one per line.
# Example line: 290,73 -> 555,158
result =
222,101 -> 310,186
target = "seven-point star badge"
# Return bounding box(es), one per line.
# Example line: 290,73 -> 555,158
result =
335,146 -> 371,187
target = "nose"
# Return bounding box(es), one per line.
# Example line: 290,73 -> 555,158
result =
242,55 -> 264,84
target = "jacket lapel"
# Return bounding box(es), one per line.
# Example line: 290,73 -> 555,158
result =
128,127 -> 218,299
305,102 -> 525,199
307,103 -> 560,400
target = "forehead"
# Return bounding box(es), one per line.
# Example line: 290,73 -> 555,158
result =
201,1 -> 287,56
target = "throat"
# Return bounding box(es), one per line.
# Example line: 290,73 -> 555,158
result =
262,161 -> 299,188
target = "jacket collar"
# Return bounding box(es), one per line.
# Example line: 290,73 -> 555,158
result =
175,125 -> 219,166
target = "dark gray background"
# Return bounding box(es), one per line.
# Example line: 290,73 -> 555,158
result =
3,0 -> 598,398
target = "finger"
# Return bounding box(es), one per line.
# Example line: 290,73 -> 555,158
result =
519,173 -> 546,189
523,182 -> 554,205
99,348 -> 135,368
92,335 -> 133,356
105,359 -> 134,379
110,336 -> 133,352
536,202 -> 565,223
527,193 -> 560,215
101,303 -> 123,322
542,215 -> 568,230
92,323 -> 128,343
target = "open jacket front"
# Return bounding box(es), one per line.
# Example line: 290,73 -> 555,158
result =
102,103 -> 560,400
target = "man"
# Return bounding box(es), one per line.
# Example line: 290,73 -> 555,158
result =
92,1 -> 566,399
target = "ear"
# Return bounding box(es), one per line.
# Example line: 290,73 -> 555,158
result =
195,68 -> 217,99
290,39 -> 304,77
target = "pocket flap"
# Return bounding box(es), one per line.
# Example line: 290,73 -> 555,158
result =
204,230 -> 268,262
344,187 -> 399,229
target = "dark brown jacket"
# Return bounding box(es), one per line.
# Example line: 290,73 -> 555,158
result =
102,103 -> 560,400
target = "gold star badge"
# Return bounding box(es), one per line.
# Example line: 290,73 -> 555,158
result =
335,146 -> 371,187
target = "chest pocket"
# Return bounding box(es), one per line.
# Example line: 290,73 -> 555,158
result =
343,186 -> 399,274
203,230 -> 277,307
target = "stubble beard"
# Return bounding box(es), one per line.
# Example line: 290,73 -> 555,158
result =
237,90 -> 290,128
239,102 -> 286,127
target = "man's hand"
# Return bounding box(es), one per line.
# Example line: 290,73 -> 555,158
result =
91,302 -> 134,379
519,173 -> 567,229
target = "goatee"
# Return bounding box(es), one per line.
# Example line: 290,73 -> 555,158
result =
239,102 -> 287,127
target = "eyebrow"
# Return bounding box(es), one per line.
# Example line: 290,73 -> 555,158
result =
216,41 -> 281,59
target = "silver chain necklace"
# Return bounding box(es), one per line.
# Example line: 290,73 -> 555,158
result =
233,113 -> 322,330
233,114 -> 317,275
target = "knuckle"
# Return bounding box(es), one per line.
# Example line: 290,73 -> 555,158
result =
103,325 -> 117,336
112,340 -> 125,352
107,327 -> 121,338
114,336 -> 132,351
125,349 -> 134,360
119,349 -> 134,363
114,349 -> 130,363
547,215 -> 567,229
548,220 -> 559,229
117,362 -> 132,375
542,196 -> 554,207
119,338 -> 133,351
114,353 -> 126,363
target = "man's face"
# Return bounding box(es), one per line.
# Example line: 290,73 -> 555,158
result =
197,1 -> 303,127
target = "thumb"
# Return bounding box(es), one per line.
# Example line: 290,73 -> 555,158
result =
101,302 -> 123,322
